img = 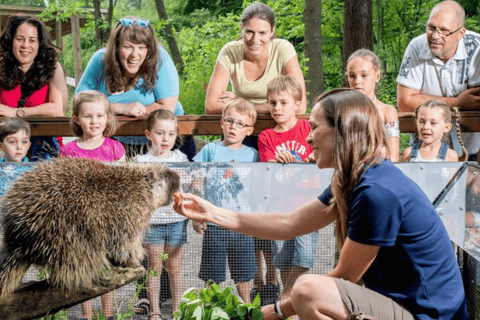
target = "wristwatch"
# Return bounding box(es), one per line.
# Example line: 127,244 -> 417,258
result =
16,107 -> 25,117
273,301 -> 287,320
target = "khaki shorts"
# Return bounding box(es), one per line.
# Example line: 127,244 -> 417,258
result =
334,278 -> 416,320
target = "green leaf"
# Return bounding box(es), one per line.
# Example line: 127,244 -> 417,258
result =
252,293 -> 261,308
236,305 -> 248,317
211,306 -> 230,319
192,305 -> 203,320
252,308 -> 263,320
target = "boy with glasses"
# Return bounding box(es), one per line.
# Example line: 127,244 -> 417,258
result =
193,98 -> 258,303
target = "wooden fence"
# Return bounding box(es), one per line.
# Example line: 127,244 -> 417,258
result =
2,112 -> 480,136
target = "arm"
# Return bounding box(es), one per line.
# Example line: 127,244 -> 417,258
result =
445,149 -> 459,162
174,193 -> 335,240
146,95 -> 178,114
402,146 -> 412,162
384,104 -> 400,162
205,62 -> 231,114
327,237 -> 379,284
397,84 -> 480,111
0,63 -> 67,117
282,56 -> 307,114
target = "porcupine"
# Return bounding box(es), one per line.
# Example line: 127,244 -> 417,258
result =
0,157 -> 180,299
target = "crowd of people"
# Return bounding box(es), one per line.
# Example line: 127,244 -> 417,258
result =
0,0 -> 479,319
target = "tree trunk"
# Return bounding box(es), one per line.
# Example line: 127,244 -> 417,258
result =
304,0 -> 323,105
154,0 -> 185,75
343,0 -> 373,85
93,0 -> 110,47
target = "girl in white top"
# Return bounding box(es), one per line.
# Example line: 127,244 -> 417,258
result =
134,109 -> 188,320
346,49 -> 400,161
402,100 -> 467,162
205,2 -> 306,114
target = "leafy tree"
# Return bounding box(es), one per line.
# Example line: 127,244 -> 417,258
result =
0,0 -> 45,5
304,0 -> 323,102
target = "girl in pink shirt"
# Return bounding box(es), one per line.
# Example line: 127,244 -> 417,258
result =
60,90 -> 125,320
60,90 -> 125,162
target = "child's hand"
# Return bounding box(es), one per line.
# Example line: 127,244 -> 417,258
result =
193,221 -> 207,234
276,150 -> 297,164
218,91 -> 237,104
305,153 -> 315,163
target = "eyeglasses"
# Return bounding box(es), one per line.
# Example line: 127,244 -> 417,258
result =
119,18 -> 150,28
426,25 -> 462,37
222,118 -> 253,129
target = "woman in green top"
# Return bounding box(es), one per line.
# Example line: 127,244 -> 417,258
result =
205,2 -> 307,114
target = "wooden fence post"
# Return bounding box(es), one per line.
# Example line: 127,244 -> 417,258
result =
71,15 -> 82,87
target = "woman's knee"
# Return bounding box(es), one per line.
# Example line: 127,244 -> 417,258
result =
291,274 -> 335,303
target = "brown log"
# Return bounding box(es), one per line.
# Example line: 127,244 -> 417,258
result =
0,266 -> 145,320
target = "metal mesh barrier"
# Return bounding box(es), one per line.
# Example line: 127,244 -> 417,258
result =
1,161 -> 480,319
0,162 -> 334,319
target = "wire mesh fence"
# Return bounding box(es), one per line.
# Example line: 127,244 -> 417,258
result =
1,161 -> 480,319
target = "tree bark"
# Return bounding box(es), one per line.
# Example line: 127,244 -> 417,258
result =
304,0 -> 323,104
343,0 -> 373,85
93,0 -> 110,47
154,0 -> 185,75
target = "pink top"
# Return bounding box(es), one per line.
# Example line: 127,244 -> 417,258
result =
59,137 -> 125,161
0,84 -> 49,108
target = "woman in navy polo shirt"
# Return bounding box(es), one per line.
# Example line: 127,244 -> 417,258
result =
174,88 -> 468,320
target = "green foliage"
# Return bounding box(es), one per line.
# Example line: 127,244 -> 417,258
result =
1,0 -> 45,5
34,310 -> 68,320
175,283 -> 263,320
177,13 -> 239,114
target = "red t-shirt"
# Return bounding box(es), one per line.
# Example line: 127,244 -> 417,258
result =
258,119 -> 313,162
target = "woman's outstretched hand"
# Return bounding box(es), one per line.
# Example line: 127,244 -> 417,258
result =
173,193 -> 214,224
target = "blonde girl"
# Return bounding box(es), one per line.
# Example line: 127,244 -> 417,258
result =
134,109 -> 188,320
346,49 -> 400,161
60,90 -> 125,162
402,100 -> 467,162
60,90 -> 125,320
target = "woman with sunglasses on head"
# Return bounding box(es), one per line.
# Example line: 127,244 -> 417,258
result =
176,89 -> 469,320
76,16 -> 185,158
0,14 -> 68,160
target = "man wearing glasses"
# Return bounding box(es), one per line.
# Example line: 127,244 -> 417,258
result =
397,1 -> 480,160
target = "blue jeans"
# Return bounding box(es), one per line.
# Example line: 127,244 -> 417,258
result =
144,220 -> 188,246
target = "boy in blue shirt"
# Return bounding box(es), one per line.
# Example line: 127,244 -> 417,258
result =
193,98 -> 258,303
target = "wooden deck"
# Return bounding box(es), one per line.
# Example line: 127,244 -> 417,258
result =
2,112 -> 480,137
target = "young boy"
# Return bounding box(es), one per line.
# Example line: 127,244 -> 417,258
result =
0,117 -> 31,163
193,98 -> 258,303
257,75 -> 318,303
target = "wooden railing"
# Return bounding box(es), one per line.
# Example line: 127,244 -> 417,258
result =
3,112 -> 480,136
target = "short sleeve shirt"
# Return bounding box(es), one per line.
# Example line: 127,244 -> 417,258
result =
318,161 -> 468,319
76,47 -> 184,116
193,141 -> 258,163
59,137 -> 125,162
258,119 -> 312,162
217,39 -> 297,104
134,150 -> 188,223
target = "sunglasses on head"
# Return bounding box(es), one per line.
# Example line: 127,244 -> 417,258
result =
119,18 -> 150,28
